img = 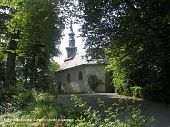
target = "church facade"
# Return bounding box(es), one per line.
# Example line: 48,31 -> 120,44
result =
55,22 -> 107,93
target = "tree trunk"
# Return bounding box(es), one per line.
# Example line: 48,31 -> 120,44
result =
5,33 -> 18,86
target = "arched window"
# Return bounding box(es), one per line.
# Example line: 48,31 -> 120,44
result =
78,71 -> 83,81
67,73 -> 70,82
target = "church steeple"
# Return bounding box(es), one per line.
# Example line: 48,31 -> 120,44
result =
68,21 -> 75,47
66,21 -> 77,59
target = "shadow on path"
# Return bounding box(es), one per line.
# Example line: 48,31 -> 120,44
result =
57,93 -> 170,127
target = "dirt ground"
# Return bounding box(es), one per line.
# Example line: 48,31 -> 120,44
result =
57,93 -> 170,127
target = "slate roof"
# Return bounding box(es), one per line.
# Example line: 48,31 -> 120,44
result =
59,51 -> 103,71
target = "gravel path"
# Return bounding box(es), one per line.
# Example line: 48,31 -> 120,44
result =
57,93 -> 170,127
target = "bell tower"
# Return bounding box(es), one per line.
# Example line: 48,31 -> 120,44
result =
66,21 -> 77,59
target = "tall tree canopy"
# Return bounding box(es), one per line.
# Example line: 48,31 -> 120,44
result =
0,0 -> 64,88
74,0 -> 170,102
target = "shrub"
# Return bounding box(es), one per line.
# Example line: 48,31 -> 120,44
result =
60,95 -> 154,127
130,86 -> 142,98
1,91 -> 58,127
88,74 -> 102,91
1,94 -> 154,127
20,91 -> 58,119
0,82 -> 33,114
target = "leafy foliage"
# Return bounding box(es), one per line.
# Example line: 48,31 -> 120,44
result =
0,82 -> 33,114
87,74 -> 102,91
0,0 -> 63,89
60,95 -> 154,127
1,91 -> 58,126
0,94 -> 154,127
68,0 -> 170,102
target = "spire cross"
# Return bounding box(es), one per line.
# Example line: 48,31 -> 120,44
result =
70,20 -> 73,32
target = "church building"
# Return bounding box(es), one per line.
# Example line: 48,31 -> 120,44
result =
55,22 -> 108,93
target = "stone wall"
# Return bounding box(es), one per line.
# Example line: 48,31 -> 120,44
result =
84,64 -> 106,92
55,64 -> 106,93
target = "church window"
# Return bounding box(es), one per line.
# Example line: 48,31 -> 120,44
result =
67,73 -> 70,82
79,71 -> 83,81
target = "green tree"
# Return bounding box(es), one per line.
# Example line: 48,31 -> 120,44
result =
15,0 -> 63,87
35,60 -> 60,91
0,6 -> 10,83
73,0 -> 170,102
0,0 -> 64,89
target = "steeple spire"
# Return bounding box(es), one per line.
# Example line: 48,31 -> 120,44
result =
65,21 -> 77,59
68,20 -> 75,47
70,20 -> 73,32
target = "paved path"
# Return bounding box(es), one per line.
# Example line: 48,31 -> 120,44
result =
57,93 -> 170,127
